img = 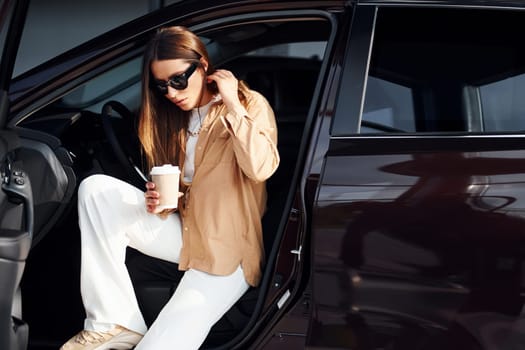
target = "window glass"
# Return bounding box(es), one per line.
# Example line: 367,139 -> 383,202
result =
45,19 -> 330,117
13,0 -> 152,77
164,0 -> 185,5
480,74 -> 525,132
59,56 -> 143,113
362,77 -> 415,133
248,42 -> 326,60
360,7 -> 525,134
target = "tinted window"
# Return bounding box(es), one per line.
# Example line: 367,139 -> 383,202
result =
23,18 -> 330,122
480,74 -> 525,132
14,0 -> 154,76
362,77 -> 415,133
360,7 -> 525,134
60,57 -> 143,113
248,42 -> 326,60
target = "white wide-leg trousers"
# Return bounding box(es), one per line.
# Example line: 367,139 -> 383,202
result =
77,174 -> 249,349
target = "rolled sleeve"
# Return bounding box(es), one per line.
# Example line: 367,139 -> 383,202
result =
220,92 -> 280,182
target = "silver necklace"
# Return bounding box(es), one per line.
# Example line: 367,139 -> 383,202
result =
187,94 -> 216,137
187,124 -> 201,137
187,110 -> 202,137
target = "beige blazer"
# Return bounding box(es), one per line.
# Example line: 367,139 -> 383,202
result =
178,89 -> 279,286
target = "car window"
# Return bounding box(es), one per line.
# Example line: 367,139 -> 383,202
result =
13,0 -> 163,77
22,17 -> 331,124
362,77 -> 415,133
57,40 -> 327,114
247,42 -> 326,60
479,74 -> 525,132
59,57 -> 143,113
52,35 -> 328,116
359,7 -> 525,134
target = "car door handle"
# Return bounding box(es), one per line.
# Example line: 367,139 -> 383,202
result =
1,166 -> 33,238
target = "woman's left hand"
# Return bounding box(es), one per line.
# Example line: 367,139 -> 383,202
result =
207,69 -> 244,114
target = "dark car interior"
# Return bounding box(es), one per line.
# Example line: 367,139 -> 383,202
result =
14,17 -> 332,349
362,7 -> 525,135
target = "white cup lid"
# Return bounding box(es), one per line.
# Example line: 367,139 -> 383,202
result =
150,164 -> 181,175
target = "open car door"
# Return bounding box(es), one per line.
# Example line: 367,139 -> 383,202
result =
0,1 -> 32,349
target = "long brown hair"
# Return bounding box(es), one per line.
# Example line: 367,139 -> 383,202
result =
138,26 -> 218,170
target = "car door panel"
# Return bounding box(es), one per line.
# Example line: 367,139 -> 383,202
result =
14,129 -> 76,246
0,127 -> 75,350
311,136 -> 525,349
0,130 -> 31,350
308,4 -> 525,348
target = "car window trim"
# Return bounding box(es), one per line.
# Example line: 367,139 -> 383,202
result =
331,4 -> 377,136
191,9 -> 337,34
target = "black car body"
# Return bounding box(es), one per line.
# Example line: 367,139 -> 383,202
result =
2,0 -> 525,349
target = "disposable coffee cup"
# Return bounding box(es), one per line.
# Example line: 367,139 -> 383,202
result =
150,164 -> 181,210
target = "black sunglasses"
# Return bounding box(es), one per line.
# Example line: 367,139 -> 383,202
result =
153,62 -> 198,94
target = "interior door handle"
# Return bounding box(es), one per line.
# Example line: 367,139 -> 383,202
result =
1,167 -> 33,238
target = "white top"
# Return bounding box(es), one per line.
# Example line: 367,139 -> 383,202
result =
183,96 -> 219,183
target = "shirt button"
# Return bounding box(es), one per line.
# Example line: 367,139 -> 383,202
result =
197,146 -> 202,150
184,227 -> 188,231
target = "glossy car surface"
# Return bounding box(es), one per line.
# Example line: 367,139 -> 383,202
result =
2,0 -> 525,349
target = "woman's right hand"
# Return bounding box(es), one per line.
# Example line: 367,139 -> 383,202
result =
145,182 -> 184,219
145,181 -> 162,214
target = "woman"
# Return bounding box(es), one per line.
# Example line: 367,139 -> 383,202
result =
61,26 -> 279,349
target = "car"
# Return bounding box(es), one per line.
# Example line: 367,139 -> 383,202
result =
3,0 -> 525,349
